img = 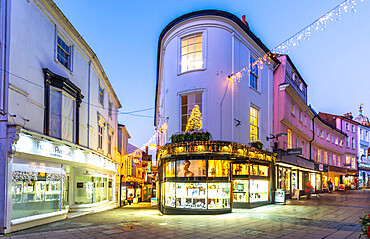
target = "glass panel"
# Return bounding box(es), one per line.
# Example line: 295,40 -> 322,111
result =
164,182 -> 176,207
208,160 -> 229,177
75,176 -> 94,204
176,183 -> 207,209
259,165 -> 269,176
11,159 -> 63,220
50,89 -> 62,138
233,180 -> 248,202
108,179 -> 113,201
96,177 -> 102,202
176,160 -> 206,177
181,46 -> 188,55
195,35 -> 202,43
232,164 -> 249,175
102,178 -> 107,201
249,180 -> 269,202
165,161 -> 175,178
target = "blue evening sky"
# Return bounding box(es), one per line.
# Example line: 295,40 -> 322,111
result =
54,0 -> 370,148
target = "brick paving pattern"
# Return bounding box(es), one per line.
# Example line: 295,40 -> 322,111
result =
1,190 -> 369,238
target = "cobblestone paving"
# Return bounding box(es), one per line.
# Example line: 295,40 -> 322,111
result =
2,190 -> 369,238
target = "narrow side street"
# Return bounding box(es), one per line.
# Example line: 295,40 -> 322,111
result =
4,190 -> 369,239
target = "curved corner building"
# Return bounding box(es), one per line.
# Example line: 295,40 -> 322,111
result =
155,10 -> 279,214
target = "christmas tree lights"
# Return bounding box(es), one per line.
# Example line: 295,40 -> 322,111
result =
185,105 -> 203,132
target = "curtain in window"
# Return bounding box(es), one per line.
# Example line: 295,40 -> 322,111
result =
62,94 -> 75,142
50,89 -> 62,138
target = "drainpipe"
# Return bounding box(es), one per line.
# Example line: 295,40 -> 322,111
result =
309,114 -> 318,160
87,60 -> 91,148
231,32 -> 235,142
220,77 -> 230,141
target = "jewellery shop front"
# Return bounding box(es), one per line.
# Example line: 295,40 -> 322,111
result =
9,129 -> 118,232
157,141 -> 275,215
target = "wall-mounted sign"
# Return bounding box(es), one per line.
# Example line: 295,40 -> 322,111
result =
15,133 -> 117,172
287,148 -> 302,156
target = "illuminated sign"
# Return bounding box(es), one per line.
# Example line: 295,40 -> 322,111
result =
15,133 -> 117,172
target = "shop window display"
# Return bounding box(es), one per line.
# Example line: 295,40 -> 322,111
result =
292,171 -> 297,190
176,183 -> 207,209
165,161 -> 175,178
102,178 -> 108,201
165,182 -> 176,207
176,160 -> 206,177
233,164 -> 249,175
108,179 -> 113,201
278,167 -> 291,192
75,176 -> 94,204
249,180 -> 269,202
207,183 -> 230,209
233,180 -> 248,202
11,159 -> 67,220
208,160 -> 229,177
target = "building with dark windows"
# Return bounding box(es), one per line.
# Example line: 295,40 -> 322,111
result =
0,0 -> 121,233
154,10 -> 278,214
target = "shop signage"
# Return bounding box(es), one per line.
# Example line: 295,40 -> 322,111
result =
319,164 -> 323,171
328,166 -> 346,174
281,156 -> 314,170
15,133 -> 117,172
287,148 -> 302,156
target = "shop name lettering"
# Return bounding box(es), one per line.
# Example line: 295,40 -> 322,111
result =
37,142 -> 72,157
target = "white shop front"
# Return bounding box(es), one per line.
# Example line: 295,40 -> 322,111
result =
9,130 -> 118,232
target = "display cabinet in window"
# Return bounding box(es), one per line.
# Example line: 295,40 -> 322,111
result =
165,182 -> 176,207
249,180 -> 269,202
23,182 -> 36,203
176,183 -> 207,209
35,181 -> 46,201
45,181 -> 61,201
233,180 -> 248,203
207,182 -> 230,209
12,182 -> 23,203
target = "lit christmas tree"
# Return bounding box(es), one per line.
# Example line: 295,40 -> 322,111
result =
185,105 -> 202,131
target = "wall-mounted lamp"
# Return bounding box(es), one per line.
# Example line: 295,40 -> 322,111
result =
266,133 -> 287,141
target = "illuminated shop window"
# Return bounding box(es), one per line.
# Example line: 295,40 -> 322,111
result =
176,182 -> 207,209
181,93 -> 202,132
233,180 -> 248,203
164,161 -> 176,178
250,180 -> 269,202
181,33 -> 203,72
250,57 -> 258,90
176,159 -> 206,177
208,160 -> 230,177
250,106 -> 259,142
233,164 -> 249,175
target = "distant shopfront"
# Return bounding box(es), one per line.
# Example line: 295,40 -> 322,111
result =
276,153 -> 322,198
10,130 -> 117,232
120,178 -> 142,205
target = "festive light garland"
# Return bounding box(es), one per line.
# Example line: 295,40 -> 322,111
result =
230,0 -> 365,84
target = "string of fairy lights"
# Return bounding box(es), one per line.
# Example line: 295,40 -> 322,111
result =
229,0 -> 365,84
141,0 -> 365,152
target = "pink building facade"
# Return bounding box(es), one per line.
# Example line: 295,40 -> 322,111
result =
273,55 -> 350,197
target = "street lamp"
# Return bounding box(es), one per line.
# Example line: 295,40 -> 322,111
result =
266,133 -> 287,141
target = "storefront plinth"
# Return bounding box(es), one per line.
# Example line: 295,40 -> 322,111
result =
161,206 -> 231,215
232,201 -> 270,209
11,210 -> 68,233
69,200 -> 115,213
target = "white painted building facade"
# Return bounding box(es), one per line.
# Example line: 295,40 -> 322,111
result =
0,0 -> 121,233
155,10 -> 278,149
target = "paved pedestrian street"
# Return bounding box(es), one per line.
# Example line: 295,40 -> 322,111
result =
2,190 -> 370,239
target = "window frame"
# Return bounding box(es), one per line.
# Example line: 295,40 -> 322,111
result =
249,56 -> 260,92
250,105 -> 259,142
108,101 -> 113,119
98,84 -> 104,107
178,30 -> 207,75
43,68 -> 82,144
55,32 -> 73,72
179,91 -> 203,132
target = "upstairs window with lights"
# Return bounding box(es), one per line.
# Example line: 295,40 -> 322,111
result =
43,69 -> 83,144
180,92 -> 202,132
56,35 -> 72,71
250,106 -> 259,142
250,57 -> 258,90
180,33 -> 203,73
